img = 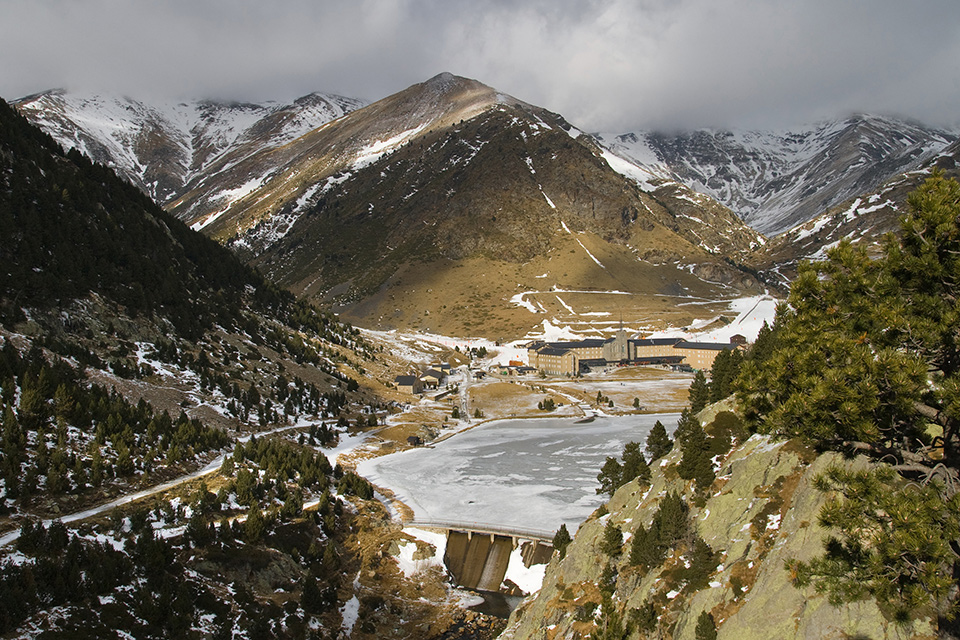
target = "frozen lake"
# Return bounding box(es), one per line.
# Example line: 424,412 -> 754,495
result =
357,413 -> 679,534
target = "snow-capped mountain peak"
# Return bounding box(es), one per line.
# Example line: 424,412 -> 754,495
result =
14,89 -> 367,204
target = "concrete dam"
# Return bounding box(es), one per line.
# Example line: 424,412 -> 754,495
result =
410,520 -> 554,592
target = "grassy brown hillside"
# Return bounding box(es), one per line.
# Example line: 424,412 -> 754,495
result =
237,89 -> 763,338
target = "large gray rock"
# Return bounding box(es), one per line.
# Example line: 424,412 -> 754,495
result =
500,433 -> 936,640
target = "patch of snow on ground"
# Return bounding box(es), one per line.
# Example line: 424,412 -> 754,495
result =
648,294 -> 778,343
574,237 -> 606,268
766,513 -> 782,531
807,239 -> 843,261
526,319 -> 582,342
212,176 -> 266,205
792,205 -> 843,242
352,124 -> 427,169
510,292 -> 543,314
404,527 -> 448,555
340,593 -> 361,635
394,538 -> 443,578
541,188 -> 556,209
598,148 -> 665,192
555,296 -> 576,315
504,544 -> 547,594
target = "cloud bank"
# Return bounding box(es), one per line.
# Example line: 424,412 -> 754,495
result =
2,0 -> 958,131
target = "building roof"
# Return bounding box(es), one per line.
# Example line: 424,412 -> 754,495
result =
421,369 -> 444,378
537,347 -> 575,357
394,375 -> 419,385
557,339 -> 606,349
674,340 -> 736,351
631,338 -> 683,347
634,355 -> 685,364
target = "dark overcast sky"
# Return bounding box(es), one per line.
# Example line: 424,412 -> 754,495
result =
2,0 -> 959,132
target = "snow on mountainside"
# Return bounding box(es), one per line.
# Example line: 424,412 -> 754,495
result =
164,73 -> 519,241
595,115 -> 958,236
13,89 -> 366,203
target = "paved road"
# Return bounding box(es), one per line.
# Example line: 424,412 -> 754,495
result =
0,421 -> 326,548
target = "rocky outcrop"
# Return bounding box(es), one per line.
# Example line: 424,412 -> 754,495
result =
500,426 -> 937,639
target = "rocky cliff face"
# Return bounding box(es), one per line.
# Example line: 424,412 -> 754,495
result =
751,140 -> 960,288
500,407 -> 936,640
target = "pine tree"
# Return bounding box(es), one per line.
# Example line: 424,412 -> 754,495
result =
244,503 -> 265,543
695,611 -> 717,640
677,421 -> 715,492
646,420 -> 673,461
601,520 -> 623,556
628,523 -> 659,570
708,348 -> 743,403
688,370 -> 710,413
685,536 -> 719,590
747,319 -> 779,366
620,441 -> 650,488
553,524 -> 572,559
596,456 -> 623,496
673,408 -> 700,449
737,173 -> 960,623
631,599 -> 658,633
301,575 -> 323,614
654,491 -> 688,549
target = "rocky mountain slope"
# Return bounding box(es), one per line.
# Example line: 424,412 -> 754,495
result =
230,75 -> 766,332
14,88 -> 366,205
596,115 -> 958,236
751,138 -> 960,287
501,405 -> 936,640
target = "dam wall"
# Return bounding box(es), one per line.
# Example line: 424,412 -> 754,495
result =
443,530 -> 553,591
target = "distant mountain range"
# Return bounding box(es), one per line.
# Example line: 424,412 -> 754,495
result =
595,115 -> 958,236
13,74 -> 960,336
13,75 -> 765,337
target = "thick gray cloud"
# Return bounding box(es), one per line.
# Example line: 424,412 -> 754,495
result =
2,0 -> 958,131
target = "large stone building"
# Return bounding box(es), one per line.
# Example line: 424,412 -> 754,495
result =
527,330 -> 630,376
530,347 -> 579,376
629,337 -> 743,369
527,332 -> 744,376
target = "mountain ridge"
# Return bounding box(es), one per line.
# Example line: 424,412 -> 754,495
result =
14,75 -> 769,339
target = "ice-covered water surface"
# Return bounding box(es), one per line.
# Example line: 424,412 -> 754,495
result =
357,414 -> 679,533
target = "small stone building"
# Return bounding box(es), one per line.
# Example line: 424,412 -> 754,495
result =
394,375 -> 423,395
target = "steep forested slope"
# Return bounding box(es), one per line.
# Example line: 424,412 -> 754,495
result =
0,97 -> 480,638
